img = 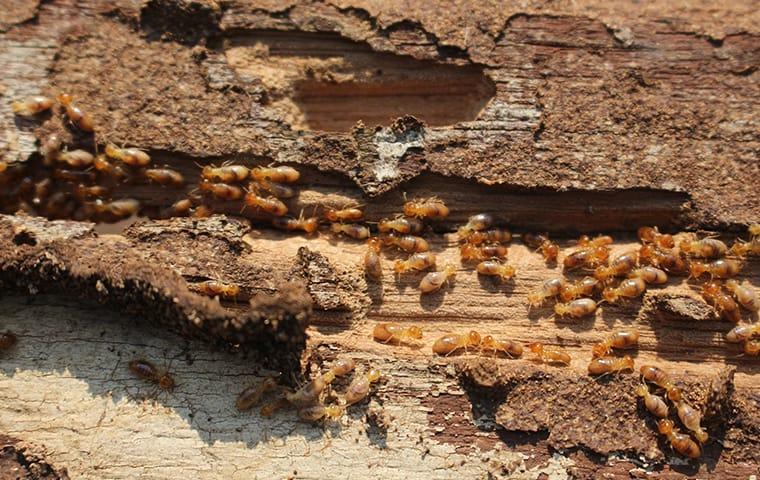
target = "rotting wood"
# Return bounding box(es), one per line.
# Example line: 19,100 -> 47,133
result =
0,0 -> 759,478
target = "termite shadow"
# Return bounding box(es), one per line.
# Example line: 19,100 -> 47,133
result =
0,294 -> 376,451
476,275 -> 516,296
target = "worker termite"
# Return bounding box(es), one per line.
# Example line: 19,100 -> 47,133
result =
257,179 -> 295,199
73,183 -> 109,200
466,228 -> 512,246
324,207 -> 364,223
476,260 -> 516,282
527,277 -> 566,308
588,355 -> 634,375
744,339 -> 760,356
657,419 -> 701,459
676,401 -> 708,443
701,281 -> 741,322
628,266 -> 668,285
373,323 -> 423,345
432,331 -> 481,356
195,280 -> 240,300
285,360 -> 356,408
52,168 -> 96,183
39,134 -> 62,165
201,181 -> 245,201
201,164 -> 250,183
563,246 -> 609,270
192,205 -> 213,218
272,215 -> 319,234
527,342 -> 571,365
94,154 -> 128,180
11,96 -> 54,116
381,234 -> 429,253
480,335 -> 523,358
0,331 -> 17,350
559,277 -> 599,302
724,280 -> 758,311
57,149 -> 94,168
593,251 -> 638,283
635,383 -> 669,418
459,243 -> 508,261
420,264 -> 457,294
105,143 -> 150,167
638,226 -> 675,249
523,233 -> 559,262
602,277 -> 647,303
236,377 -> 278,411
726,324 -> 760,343
298,404 -> 344,422
591,329 -> 640,358
344,368 -> 382,406
144,168 -> 185,187
729,238 -> 760,257
243,191 -> 287,215
554,298 -> 597,318
377,216 -> 425,235
260,397 -> 289,417
56,93 -> 94,132
159,198 -> 193,218
639,245 -> 688,274
679,236 -> 727,259
457,213 -> 493,239
688,258 -> 742,279
393,252 -> 436,274
330,223 -> 370,240
577,234 -> 614,248
250,165 -> 300,184
97,199 -> 140,218
640,365 -> 681,401
128,359 -> 175,391
403,196 -> 449,219
364,237 -> 383,279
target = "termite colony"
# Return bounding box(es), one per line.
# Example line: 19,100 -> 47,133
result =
235,358 -> 382,423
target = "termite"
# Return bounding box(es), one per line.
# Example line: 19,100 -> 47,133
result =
364,237 -> 383,279
243,191 -> 287,215
128,359 -> 175,391
39,134 -> 62,165
638,226 -> 675,249
701,281 -> 741,322
272,215 -> 319,234
688,258 -> 742,279
250,165 -> 300,183
145,168 -> 185,187
527,277 -> 565,308
202,164 -> 250,183
635,383 -> 669,418
236,377 -> 279,411
260,398 -> 289,417
475,260 -> 516,282
601,277 -> 647,303
159,198 -> 193,218
628,266 -> 668,285
432,331 -> 481,356
676,401 -> 708,443
460,243 -> 508,261
523,233 -> 559,262
744,339 -> 760,356
377,216 -> 425,235
403,197 -> 449,219
563,246 -> 610,270
105,143 -> 150,167
52,168 -> 96,183
330,223 -> 370,240
640,365 -> 681,401
343,368 -> 382,406
257,179 -> 295,199
298,404 -> 344,422
679,236 -> 727,259
393,252 -> 436,274
726,323 -> 760,343
57,149 -> 94,168
285,360 -> 355,408
192,205 -> 214,218
99,199 -> 140,218
591,329 -> 640,358
195,280 -> 240,299
639,245 -> 688,274
201,181 -> 244,201
380,234 -> 429,253
587,355 -> 634,375
33,179 -> 52,205
324,207 -> 364,223
419,264 -> 457,294
73,184 -> 109,200
94,154 -> 128,180
457,213 -> 493,239
554,298 -> 597,318
527,342 -> 571,365
0,331 -> 17,350
57,93 -> 95,132
657,419 -> 701,459
577,234 -> 614,248
559,277 -> 599,302
11,96 -> 54,116
466,228 -> 512,246
594,251 -> 638,283
373,323 -> 423,345
480,335 -> 523,358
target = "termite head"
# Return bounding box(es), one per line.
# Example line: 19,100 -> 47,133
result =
158,374 -> 175,391
601,287 -> 619,304
657,418 -> 675,435
527,292 -> 544,308
442,264 -> 457,278
407,326 -> 423,340
527,342 -> 543,355
467,330 -> 482,347
634,383 -> 649,398
367,368 -> 382,382
688,261 -> 707,279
